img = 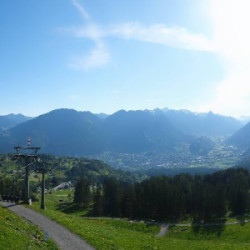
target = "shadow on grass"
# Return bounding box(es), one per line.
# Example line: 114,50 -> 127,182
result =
55,202 -> 82,214
236,215 -> 246,226
191,218 -> 226,237
55,202 -> 92,216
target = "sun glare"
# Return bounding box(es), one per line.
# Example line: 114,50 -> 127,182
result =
210,0 -> 250,63
199,0 -> 250,117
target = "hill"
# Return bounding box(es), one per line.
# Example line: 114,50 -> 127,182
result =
0,109 -> 105,155
189,136 -> 215,155
103,109 -> 188,153
228,122 -> 250,149
0,113 -> 31,130
39,154 -> 142,185
0,154 -> 143,194
163,109 -> 242,136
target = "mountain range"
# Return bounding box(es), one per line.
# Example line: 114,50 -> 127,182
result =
163,109 -> 242,136
0,108 -> 245,156
0,114 -> 31,130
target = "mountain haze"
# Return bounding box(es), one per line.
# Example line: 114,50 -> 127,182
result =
0,108 -> 243,156
163,109 -> 242,136
0,109 -> 187,155
0,109 -> 105,155
103,109 -> 188,153
0,114 -> 31,130
228,121 -> 250,149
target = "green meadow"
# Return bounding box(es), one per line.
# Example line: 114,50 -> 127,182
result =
29,190 -> 250,250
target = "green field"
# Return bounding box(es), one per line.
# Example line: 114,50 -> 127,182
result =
28,190 -> 250,250
0,206 -> 58,250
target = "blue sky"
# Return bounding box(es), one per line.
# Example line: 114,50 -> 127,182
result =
1,0 -> 250,117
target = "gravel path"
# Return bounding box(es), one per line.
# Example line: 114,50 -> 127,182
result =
0,201 -> 95,250
156,224 -> 169,237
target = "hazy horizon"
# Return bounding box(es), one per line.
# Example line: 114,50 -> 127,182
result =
1,106 -> 249,120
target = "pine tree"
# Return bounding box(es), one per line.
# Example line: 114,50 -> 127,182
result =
74,177 -> 91,207
93,185 -> 103,216
103,178 -> 122,217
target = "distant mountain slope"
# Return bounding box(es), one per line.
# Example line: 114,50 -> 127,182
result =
239,116 -> 250,125
0,108 -> 242,156
103,109 -> 188,153
163,109 -> 242,136
1,109 -> 106,155
0,114 -> 31,130
189,136 -> 215,155
228,122 -> 250,149
0,109 -> 189,155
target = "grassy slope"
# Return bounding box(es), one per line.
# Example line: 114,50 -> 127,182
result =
0,206 -> 58,250
29,190 -> 250,250
168,224 -> 250,244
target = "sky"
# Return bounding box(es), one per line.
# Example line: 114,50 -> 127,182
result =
1,0 -> 250,118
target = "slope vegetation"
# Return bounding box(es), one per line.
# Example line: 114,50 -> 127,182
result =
0,205 -> 57,249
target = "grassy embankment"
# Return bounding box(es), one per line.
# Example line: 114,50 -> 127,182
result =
29,190 -> 250,250
0,205 -> 58,250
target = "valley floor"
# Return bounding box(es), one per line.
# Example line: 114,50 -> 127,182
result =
88,138 -> 242,171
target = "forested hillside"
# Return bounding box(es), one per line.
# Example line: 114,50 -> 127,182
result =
74,167 -> 250,222
0,154 -> 143,200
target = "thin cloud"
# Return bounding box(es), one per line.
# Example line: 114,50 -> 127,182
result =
67,0 -> 215,72
68,42 -> 110,70
64,0 -> 250,116
68,22 -> 215,52
68,0 -> 110,70
66,24 -> 104,40
71,0 -> 89,20
109,22 -> 214,51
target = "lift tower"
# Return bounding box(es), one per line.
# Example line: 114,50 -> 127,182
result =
13,145 -> 40,204
35,160 -> 51,209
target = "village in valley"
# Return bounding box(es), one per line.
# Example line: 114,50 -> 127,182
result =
90,138 -> 243,171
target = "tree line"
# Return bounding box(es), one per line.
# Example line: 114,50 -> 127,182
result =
0,176 -> 24,198
74,168 -> 250,222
